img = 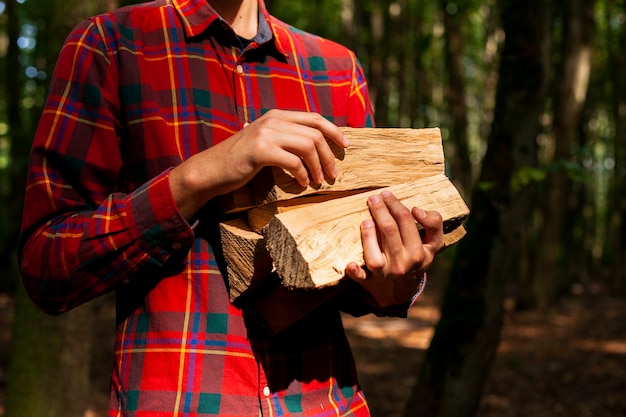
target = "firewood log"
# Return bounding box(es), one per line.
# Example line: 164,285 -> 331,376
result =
218,217 -> 273,302
261,173 -> 469,289
218,127 -> 445,212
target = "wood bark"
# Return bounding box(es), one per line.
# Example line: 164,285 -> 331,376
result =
219,218 -> 273,302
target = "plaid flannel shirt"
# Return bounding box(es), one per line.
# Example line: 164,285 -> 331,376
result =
17,0 -> 406,416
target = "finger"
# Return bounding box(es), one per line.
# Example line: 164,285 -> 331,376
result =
345,261 -> 368,281
381,191 -> 422,250
275,148 -> 313,187
359,219 -> 386,273
270,110 -> 349,148
271,110 -> 347,183
248,121 -> 324,186
413,208 -> 445,254
367,193 -> 404,256
266,115 -> 340,184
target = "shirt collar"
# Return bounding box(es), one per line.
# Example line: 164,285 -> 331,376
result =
170,0 -> 286,56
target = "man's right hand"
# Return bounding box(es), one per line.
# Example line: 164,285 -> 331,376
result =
168,110 -> 349,220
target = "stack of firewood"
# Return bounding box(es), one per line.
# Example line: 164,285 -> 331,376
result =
217,127 -> 470,331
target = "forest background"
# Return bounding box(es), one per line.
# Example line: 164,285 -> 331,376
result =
0,0 -> 625,416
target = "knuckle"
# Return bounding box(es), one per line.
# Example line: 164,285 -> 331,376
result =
301,140 -> 317,154
285,156 -> 303,172
395,207 -> 414,221
412,250 -> 426,265
264,108 -> 281,118
252,137 -> 272,156
367,258 -> 385,271
309,112 -> 324,122
378,221 -> 398,236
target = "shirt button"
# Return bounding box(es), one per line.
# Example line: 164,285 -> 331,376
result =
263,386 -> 271,397
236,64 -> 244,74
172,242 -> 182,250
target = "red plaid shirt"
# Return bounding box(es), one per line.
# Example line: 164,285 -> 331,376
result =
18,1 -> 410,416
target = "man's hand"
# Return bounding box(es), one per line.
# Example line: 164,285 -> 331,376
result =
345,191 -> 444,307
169,110 -> 348,219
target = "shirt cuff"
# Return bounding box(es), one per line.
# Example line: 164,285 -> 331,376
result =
130,169 -> 195,263
362,272 -> 428,318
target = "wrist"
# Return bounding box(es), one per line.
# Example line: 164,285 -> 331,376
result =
368,270 -> 428,308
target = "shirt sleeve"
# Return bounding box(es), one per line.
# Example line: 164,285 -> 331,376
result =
347,55 -> 375,128
337,273 -> 428,318
18,19 -> 194,315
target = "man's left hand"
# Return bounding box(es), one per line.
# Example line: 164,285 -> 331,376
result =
345,191 -> 444,307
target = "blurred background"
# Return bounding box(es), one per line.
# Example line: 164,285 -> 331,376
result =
0,0 -> 625,416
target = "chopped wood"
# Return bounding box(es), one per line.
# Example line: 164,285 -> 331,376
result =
262,173 -> 470,289
217,127 -> 470,331
247,190 -> 367,232
220,211 -> 466,307
215,185 -> 254,214
222,127 -> 445,211
444,225 -> 467,247
218,217 -> 273,302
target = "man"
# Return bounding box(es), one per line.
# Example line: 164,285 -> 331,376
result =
18,0 -> 444,415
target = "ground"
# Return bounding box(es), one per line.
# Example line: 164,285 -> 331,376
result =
344,284 -> 626,417
1,281 -> 626,417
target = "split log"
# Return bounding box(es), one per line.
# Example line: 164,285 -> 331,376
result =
445,225 -> 467,247
218,217 -> 273,302
219,127 -> 445,212
262,173 -> 470,289
223,200 -> 467,300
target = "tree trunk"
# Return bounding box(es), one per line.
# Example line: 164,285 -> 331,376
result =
410,1 -> 435,129
6,287 -> 96,417
1,0 -> 24,293
440,0 -> 472,197
531,0 -> 595,309
369,0 -> 391,125
612,0 -> 626,292
403,0 -> 553,416
5,1 -> 117,415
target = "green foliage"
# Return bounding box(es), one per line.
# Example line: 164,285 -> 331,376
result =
510,166 -> 547,192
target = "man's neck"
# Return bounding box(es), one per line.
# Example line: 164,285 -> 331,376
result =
208,0 -> 259,39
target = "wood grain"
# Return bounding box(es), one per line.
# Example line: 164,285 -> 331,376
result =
221,127 -> 445,211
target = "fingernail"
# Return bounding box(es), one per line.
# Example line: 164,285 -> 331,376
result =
416,208 -> 426,218
362,219 -> 374,229
369,195 -> 381,204
381,190 -> 392,198
342,135 -> 350,147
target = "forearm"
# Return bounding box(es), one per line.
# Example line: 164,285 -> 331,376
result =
19,170 -> 194,314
